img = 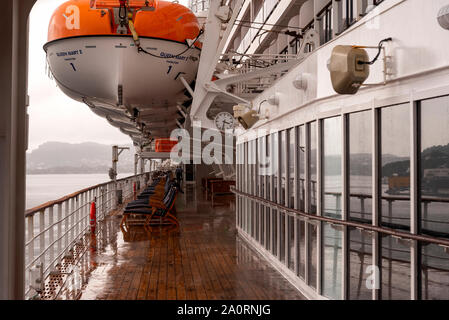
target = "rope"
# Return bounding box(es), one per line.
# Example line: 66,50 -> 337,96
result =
127,14 -> 204,59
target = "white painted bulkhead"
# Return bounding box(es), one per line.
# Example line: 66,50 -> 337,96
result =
237,0 -> 449,140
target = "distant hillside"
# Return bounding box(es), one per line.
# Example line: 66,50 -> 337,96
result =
27,142 -> 135,174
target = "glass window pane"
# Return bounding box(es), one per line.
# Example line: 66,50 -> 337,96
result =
266,136 -> 271,251
288,216 -> 295,270
258,137 -> 265,247
421,243 -> 449,300
381,235 -> 411,300
348,227 -> 373,300
309,122 -> 317,214
289,128 -> 295,209
322,223 -> 343,299
420,96 -> 449,237
281,131 -> 286,205
323,117 -> 342,219
308,222 -> 317,288
380,104 -> 410,230
271,133 -> 278,255
298,219 -> 306,278
349,111 -> 372,223
299,125 -> 306,211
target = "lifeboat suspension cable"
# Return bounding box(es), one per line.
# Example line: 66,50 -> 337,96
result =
127,13 -> 203,59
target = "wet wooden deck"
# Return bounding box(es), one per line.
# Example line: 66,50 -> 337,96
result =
48,186 -> 305,300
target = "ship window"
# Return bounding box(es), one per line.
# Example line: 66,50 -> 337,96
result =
380,104 -> 410,231
419,96 -> 449,299
288,128 -> 295,209
342,0 -> 356,30
271,133 -> 278,256
281,131 -> 287,206
420,96 -> 449,237
298,125 -> 306,211
250,140 -> 257,239
296,125 -> 307,278
309,122 -> 318,214
244,142 -> 248,233
258,137 -> 266,247
348,227 -> 373,299
322,222 -> 343,299
421,243 -> 449,300
318,2 -> 333,45
348,111 -> 372,223
266,135 -> 271,251
288,128 -> 295,271
322,116 -> 343,299
322,116 -> 343,219
308,221 -> 318,288
381,235 -> 411,300
280,131 -> 287,263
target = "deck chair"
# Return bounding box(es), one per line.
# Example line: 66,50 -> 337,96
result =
144,186 -> 179,232
120,183 -> 178,231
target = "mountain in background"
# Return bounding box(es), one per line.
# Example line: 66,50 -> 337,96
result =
27,141 -> 135,174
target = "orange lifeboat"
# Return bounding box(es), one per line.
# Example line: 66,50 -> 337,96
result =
44,0 -> 201,141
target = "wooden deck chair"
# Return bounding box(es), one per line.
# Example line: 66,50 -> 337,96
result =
144,186 -> 179,233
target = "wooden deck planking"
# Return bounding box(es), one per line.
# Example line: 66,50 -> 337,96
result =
72,192 -> 305,301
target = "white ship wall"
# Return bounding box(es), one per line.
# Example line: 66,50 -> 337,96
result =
238,0 -> 449,140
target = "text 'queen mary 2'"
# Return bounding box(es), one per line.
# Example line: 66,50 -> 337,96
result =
44,0 -> 202,141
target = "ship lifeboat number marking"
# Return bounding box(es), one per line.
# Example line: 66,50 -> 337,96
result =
64,5 -> 80,30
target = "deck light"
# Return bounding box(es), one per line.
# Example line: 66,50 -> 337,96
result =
438,5 -> 449,30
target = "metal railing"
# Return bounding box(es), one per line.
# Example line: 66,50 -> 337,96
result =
24,173 -> 148,299
219,52 -> 299,95
231,186 -> 449,248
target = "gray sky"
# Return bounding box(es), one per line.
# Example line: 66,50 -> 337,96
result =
28,0 -> 189,151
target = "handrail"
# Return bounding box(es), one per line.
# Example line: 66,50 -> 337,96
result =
231,186 -> 449,248
25,173 -> 146,217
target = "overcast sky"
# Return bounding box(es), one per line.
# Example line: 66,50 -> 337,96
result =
28,0 -> 189,151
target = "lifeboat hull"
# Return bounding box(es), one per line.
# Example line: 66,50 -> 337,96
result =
45,36 -> 200,109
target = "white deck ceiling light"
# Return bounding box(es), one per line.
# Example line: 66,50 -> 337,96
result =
438,5 -> 449,30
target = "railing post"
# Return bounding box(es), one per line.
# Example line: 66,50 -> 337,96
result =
39,209 -> 45,268
27,215 -> 34,267
48,206 -> 54,271
64,200 -> 69,256
57,203 -> 62,256
70,197 -> 75,248
75,195 -> 80,243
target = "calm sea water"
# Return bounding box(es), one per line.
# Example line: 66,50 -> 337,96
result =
26,173 -> 133,209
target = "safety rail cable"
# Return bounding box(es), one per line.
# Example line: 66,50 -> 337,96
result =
231,186 -> 449,248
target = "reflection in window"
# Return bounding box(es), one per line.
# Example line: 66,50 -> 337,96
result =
380,104 -> 410,230
322,223 -> 343,299
258,137 -> 265,247
288,215 -> 295,271
266,136 -> 271,251
421,243 -> 449,299
323,117 -> 342,219
243,142 -> 247,232
381,235 -> 411,300
280,132 -> 286,263
348,228 -> 373,300
271,133 -> 278,256
308,222 -> 317,288
299,125 -> 306,211
281,131 -> 286,205
420,96 -> 449,238
289,128 -> 295,209
297,219 -> 306,278
309,122 -> 317,214
348,111 -> 372,223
